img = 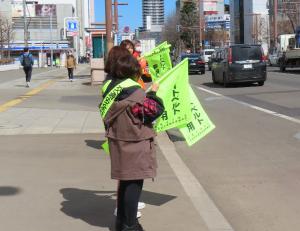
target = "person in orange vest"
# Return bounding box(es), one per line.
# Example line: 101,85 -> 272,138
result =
120,40 -> 147,90
132,40 -> 152,83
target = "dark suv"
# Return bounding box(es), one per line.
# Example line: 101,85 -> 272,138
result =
211,44 -> 267,87
181,53 -> 205,75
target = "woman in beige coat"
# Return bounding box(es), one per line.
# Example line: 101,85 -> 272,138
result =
65,53 -> 76,81
100,51 -> 164,231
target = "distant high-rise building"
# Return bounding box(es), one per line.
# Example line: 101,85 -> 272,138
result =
142,0 -> 164,32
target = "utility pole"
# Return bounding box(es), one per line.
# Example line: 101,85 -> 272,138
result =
50,15 -> 53,67
22,0 -> 28,47
274,0 -> 277,47
113,0 -> 128,33
199,0 -> 203,50
105,0 -> 113,52
114,0 -> 119,32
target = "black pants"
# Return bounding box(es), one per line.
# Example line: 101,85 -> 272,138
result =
117,180 -> 144,228
67,68 -> 74,79
23,66 -> 32,82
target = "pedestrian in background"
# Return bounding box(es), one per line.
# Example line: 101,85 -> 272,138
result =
20,47 -> 34,87
100,51 -> 164,231
65,52 -> 76,82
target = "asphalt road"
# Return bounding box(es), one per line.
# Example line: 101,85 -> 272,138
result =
169,66 -> 300,231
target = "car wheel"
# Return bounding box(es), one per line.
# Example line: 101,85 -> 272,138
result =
212,71 -> 217,84
223,73 -> 228,88
258,81 -> 264,86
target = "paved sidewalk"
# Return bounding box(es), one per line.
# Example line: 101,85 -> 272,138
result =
0,66 -> 103,135
0,66 -> 210,231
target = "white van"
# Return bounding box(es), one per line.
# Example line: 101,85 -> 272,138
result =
203,49 -> 215,63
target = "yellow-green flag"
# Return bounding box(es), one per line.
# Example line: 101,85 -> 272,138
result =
144,41 -> 172,81
101,140 -> 110,154
154,58 -> 191,132
179,86 -> 215,146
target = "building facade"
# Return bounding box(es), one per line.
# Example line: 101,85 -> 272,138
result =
230,0 -> 269,46
33,0 -> 94,57
8,1 -> 76,66
200,0 -> 225,15
0,0 -> 12,20
142,0 -> 164,32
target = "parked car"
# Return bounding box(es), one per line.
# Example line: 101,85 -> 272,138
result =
181,53 -> 205,74
203,49 -> 215,63
211,44 -> 267,87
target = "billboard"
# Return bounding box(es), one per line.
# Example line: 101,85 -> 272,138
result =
12,3 -> 36,17
205,14 -> 230,30
35,4 -> 57,17
204,2 -> 218,15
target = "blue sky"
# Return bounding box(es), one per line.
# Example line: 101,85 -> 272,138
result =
94,0 -> 230,32
94,0 -> 176,32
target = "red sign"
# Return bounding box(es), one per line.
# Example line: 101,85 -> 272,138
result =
123,26 -> 130,33
67,31 -> 78,37
86,36 -> 92,48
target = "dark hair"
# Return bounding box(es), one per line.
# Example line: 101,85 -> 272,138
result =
111,54 -> 141,80
24,47 -> 29,52
104,46 -> 130,74
132,40 -> 141,46
120,39 -> 134,50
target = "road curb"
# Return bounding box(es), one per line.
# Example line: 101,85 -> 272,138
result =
157,132 -> 234,231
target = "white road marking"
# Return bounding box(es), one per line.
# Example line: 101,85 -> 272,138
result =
196,86 -> 300,125
157,132 -> 235,231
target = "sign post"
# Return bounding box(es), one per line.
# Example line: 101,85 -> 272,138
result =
64,17 -> 79,62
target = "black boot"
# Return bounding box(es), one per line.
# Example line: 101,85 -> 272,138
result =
115,218 -> 123,231
136,222 -> 145,231
121,222 -> 145,231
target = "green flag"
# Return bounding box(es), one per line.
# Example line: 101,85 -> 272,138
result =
101,140 -> 110,154
154,58 -> 191,132
144,42 -> 172,81
179,86 -> 215,146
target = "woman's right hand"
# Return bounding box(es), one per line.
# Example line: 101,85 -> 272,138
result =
151,83 -> 159,92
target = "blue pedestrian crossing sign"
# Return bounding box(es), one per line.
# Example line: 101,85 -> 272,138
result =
66,20 -> 79,32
